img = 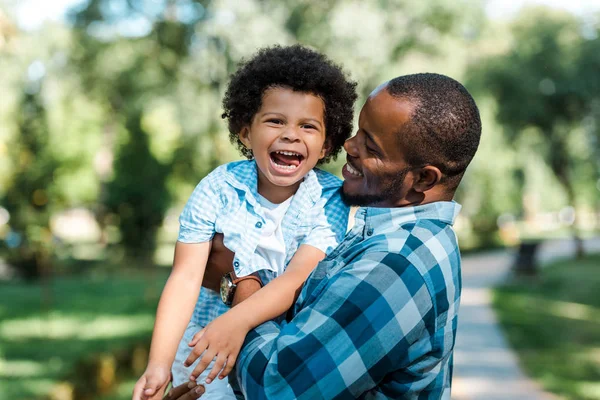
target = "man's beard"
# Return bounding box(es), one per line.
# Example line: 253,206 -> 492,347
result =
341,167 -> 410,207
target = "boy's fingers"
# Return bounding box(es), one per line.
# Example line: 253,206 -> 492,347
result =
188,329 -> 205,347
184,339 -> 208,367
149,379 -> 169,400
143,373 -> 167,397
220,353 -> 237,379
189,348 -> 217,381
205,353 -> 227,384
132,378 -> 146,400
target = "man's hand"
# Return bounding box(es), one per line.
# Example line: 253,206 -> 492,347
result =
163,381 -> 205,400
132,364 -> 171,400
202,233 -> 234,292
183,311 -> 250,384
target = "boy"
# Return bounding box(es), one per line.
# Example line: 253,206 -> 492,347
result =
133,45 -> 357,400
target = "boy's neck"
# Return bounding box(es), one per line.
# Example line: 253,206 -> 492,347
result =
257,174 -> 301,204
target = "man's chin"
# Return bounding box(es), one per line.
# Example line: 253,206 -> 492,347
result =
341,189 -> 383,207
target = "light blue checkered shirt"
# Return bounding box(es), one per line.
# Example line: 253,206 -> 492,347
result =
178,160 -> 350,327
236,201 -> 462,399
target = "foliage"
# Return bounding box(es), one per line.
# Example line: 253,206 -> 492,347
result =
0,268 -> 169,400
0,85 -> 58,279
467,7 -> 600,253
493,254 -> 600,400
105,112 -> 171,260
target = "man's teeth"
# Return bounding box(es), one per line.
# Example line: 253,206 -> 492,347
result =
346,163 -> 362,177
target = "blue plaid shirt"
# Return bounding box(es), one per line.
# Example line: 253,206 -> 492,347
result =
178,160 -> 350,327
235,201 -> 462,399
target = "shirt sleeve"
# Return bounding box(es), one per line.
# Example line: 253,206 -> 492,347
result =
177,174 -> 222,243
301,188 -> 349,255
235,251 -> 434,400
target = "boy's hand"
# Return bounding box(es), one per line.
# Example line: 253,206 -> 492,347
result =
184,312 -> 249,384
132,364 -> 171,400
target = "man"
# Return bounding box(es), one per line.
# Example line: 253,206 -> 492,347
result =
170,73 -> 481,399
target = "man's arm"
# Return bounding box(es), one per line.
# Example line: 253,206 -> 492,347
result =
200,232 -> 261,305
201,233 -> 233,292
236,251 -> 434,399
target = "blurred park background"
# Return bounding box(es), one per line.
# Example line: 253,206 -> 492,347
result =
0,0 -> 599,399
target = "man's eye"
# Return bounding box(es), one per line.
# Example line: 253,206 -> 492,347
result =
366,146 -> 379,156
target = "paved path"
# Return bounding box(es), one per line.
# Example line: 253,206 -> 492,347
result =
452,237 -> 600,400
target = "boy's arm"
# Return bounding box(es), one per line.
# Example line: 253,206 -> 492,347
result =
184,245 -> 325,382
147,241 -> 211,366
229,244 -> 325,326
132,241 -> 210,400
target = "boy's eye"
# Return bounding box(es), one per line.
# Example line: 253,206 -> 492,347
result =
302,124 -> 316,130
267,119 -> 283,125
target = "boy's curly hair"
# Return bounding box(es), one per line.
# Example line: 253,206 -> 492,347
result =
222,44 -> 357,164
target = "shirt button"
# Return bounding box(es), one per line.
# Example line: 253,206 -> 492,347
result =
255,221 -> 263,228
233,261 -> 240,268
366,228 -> 374,236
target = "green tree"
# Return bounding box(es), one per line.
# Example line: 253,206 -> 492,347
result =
469,7 -> 590,256
64,0 -> 481,259
105,111 -> 171,261
1,83 -> 58,280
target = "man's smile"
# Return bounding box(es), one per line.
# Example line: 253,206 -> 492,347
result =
343,158 -> 363,178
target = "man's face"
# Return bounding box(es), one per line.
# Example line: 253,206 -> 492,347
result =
341,87 -> 415,207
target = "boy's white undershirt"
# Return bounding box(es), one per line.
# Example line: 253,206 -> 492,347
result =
254,194 -> 294,277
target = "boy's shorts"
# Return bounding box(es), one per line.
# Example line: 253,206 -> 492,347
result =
172,322 -> 237,399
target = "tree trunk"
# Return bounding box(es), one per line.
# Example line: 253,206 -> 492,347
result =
555,165 -> 585,259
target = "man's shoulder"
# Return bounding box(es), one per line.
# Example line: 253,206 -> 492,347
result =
355,218 -> 459,272
312,168 -> 343,190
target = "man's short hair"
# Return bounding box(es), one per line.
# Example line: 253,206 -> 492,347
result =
386,73 -> 481,189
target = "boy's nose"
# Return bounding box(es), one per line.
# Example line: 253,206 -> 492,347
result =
281,127 -> 300,142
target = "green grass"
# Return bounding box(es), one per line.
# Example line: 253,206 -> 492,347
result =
493,254 -> 600,400
0,269 -> 169,400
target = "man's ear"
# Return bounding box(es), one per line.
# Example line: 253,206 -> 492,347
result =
238,126 -> 251,150
413,165 -> 442,193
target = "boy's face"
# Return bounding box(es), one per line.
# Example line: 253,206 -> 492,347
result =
342,86 -> 417,207
239,86 -> 327,196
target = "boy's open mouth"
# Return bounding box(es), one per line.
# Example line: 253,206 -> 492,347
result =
270,150 -> 304,171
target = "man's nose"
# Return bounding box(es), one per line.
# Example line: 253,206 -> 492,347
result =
344,135 -> 358,156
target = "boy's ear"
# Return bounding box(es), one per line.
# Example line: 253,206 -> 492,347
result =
412,165 -> 442,193
238,126 -> 251,149
319,139 -> 332,160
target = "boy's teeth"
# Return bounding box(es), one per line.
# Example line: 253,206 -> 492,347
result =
273,160 -> 299,170
276,150 -> 300,157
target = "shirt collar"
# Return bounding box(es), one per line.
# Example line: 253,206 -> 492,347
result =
354,201 -> 461,235
224,160 -> 321,207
